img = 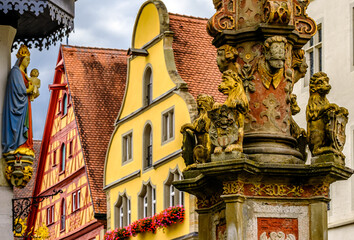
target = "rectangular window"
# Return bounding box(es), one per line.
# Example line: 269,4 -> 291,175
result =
128,199 -> 131,225
122,132 -> 133,163
179,175 -> 184,206
47,205 -> 54,225
304,23 -> 323,87
152,188 -> 156,215
72,190 -> 81,212
73,192 -> 77,211
120,207 -> 124,228
143,196 -> 148,218
69,140 -> 73,157
170,185 -> 175,207
53,150 -> 57,166
162,108 -> 174,143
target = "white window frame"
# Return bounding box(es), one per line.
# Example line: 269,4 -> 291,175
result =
122,131 -> 133,164
162,107 -> 175,144
304,22 -> 323,88
164,168 -> 184,208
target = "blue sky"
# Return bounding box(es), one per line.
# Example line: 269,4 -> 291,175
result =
12,0 -> 215,140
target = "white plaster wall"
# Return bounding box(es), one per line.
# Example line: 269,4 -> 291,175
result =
0,25 -> 16,240
292,0 -> 354,237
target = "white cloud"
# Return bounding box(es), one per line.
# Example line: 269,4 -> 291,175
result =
12,0 -> 216,139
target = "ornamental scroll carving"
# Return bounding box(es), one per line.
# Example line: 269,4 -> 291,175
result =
264,0 -> 291,25
250,184 -> 304,197
223,180 -> 244,195
293,0 -> 317,36
207,0 -> 236,37
260,232 -> 296,240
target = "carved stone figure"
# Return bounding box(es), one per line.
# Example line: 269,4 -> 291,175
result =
306,72 -> 349,159
259,36 -> 287,89
2,44 -> 37,187
181,94 -> 214,165
29,68 -> 41,101
209,70 -> 249,153
216,44 -> 240,73
292,49 -> 308,84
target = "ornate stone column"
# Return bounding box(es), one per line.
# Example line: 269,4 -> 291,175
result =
207,0 -> 317,163
175,1 -> 353,240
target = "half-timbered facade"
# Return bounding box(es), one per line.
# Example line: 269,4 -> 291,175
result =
28,45 -> 127,239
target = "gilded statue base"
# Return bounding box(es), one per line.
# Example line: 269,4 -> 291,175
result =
3,153 -> 34,188
174,157 -> 353,240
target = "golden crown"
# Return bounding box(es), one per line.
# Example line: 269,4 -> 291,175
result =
16,44 -> 30,59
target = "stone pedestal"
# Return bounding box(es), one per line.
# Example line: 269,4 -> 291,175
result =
174,157 -> 353,240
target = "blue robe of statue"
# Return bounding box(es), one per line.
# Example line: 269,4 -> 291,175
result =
2,60 -> 29,154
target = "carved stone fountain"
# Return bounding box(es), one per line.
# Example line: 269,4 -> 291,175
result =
175,1 -> 352,239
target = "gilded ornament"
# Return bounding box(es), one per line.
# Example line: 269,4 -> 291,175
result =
313,182 -> 330,197
306,72 -> 348,159
259,36 -> 287,89
181,94 -> 214,165
264,0 -> 291,25
209,70 -> 249,153
223,180 -> 244,195
250,183 -> 304,197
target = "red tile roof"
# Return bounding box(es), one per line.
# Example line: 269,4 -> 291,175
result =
61,45 -> 127,214
13,140 -> 41,199
169,13 -> 226,103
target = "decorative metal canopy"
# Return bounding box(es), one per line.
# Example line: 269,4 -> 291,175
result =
0,0 -> 75,50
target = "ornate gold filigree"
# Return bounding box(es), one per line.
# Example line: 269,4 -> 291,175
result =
250,184 -> 304,197
313,182 -> 330,197
207,0 -> 236,37
264,0 -> 291,25
223,180 -> 244,195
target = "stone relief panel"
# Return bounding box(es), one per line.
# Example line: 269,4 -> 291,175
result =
246,202 -> 309,240
258,218 -> 298,240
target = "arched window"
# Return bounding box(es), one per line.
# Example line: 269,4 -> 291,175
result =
143,124 -> 152,169
138,182 -> 156,219
60,143 -> 66,172
114,193 -> 131,228
62,93 -> 68,115
164,168 -> 184,208
143,67 -> 152,106
60,199 -> 66,231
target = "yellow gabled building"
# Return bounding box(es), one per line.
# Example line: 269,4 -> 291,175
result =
104,1 -> 224,239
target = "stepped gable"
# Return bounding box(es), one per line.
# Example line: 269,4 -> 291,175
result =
13,140 -> 41,199
61,45 -> 127,214
169,13 -> 225,103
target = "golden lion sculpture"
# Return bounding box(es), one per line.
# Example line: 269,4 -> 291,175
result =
181,94 -> 214,165
306,72 -> 348,159
209,70 -> 249,154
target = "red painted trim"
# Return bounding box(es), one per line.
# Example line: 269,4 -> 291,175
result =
58,220 -> 103,240
38,166 -> 85,197
27,46 -> 68,235
49,83 -> 67,90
